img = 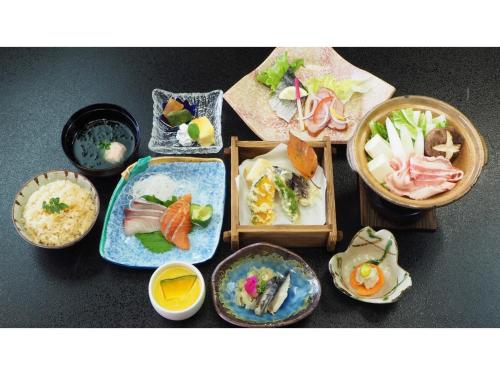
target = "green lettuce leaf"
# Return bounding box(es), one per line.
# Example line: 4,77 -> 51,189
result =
305,75 -> 369,103
256,52 -> 304,92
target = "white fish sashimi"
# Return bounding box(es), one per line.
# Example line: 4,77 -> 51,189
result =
267,272 -> 291,314
123,216 -> 161,236
130,198 -> 166,212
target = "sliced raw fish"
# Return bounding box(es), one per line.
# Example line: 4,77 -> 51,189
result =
130,198 -> 166,212
123,215 -> 161,236
124,208 -> 164,218
160,194 -> 192,250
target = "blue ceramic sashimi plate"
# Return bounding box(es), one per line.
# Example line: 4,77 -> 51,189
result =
212,243 -> 321,327
100,156 -> 225,268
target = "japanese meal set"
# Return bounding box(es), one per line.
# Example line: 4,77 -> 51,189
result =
11,48 -> 487,327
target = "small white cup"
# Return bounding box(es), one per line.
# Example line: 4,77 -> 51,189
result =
148,261 -> 206,321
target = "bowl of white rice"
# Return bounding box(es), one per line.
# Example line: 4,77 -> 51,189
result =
12,170 -> 100,249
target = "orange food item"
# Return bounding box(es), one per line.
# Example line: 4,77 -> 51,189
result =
162,98 -> 184,117
349,264 -> 384,296
287,131 -> 318,178
160,194 -> 192,250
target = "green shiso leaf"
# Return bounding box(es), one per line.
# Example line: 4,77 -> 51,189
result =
141,195 -> 178,207
135,231 -> 174,253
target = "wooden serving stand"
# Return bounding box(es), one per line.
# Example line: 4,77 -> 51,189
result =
223,137 -> 342,252
358,177 -> 438,231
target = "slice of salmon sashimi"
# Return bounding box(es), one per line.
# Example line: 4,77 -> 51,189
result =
160,194 -> 192,250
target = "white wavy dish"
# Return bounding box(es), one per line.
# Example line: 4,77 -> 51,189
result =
328,227 -> 412,304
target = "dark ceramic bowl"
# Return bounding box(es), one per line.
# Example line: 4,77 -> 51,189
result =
211,242 -> 321,328
61,103 -> 140,177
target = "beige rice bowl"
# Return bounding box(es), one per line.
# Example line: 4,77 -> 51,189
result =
22,180 -> 97,246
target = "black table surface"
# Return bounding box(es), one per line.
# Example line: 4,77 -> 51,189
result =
1,48 -> 499,328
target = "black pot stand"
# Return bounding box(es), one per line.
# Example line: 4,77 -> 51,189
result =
358,177 -> 437,231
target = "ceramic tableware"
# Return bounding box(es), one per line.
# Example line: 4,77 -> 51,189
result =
12,170 -> 100,249
348,95 -> 487,209
225,47 -> 395,144
100,156 -> 225,268
148,261 -> 206,320
212,242 -> 321,327
329,227 -> 412,303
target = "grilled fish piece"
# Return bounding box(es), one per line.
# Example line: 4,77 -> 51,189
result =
268,272 -> 291,314
254,275 -> 283,316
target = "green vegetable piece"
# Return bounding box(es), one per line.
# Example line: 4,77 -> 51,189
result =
360,264 -> 372,278
187,122 -> 200,140
42,197 -> 69,214
305,74 -> 369,102
166,109 -> 193,127
417,112 -> 426,134
390,109 -> 418,139
257,279 -> 268,294
190,203 -> 213,228
256,51 -> 304,92
290,58 -> 305,72
273,173 -> 299,223
141,195 -> 177,207
99,140 -> 111,150
135,231 -> 174,253
369,120 -> 388,141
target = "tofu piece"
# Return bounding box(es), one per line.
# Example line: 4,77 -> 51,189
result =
368,154 -> 394,183
364,134 -> 393,160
